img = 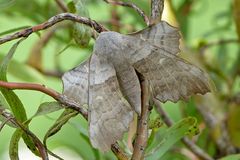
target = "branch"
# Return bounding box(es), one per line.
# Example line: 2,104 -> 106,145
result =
150,0 -> 164,24
153,99 -> 214,160
0,80 -> 128,159
132,80 -> 150,160
104,0 -> 150,26
0,108 -> 49,160
0,13 -> 108,45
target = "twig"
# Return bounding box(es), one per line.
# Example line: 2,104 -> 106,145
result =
0,108 -> 49,160
150,0 -> 164,24
0,80 -> 88,119
55,0 -> 68,12
153,99 -> 214,160
104,0 -> 150,26
0,13 -> 108,45
132,80 -> 150,160
0,81 -> 59,98
199,38 -> 239,54
0,80 -> 128,159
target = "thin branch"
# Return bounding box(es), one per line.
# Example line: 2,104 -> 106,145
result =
0,13 -> 108,45
132,80 -> 150,160
55,0 -> 68,12
0,81 -> 59,98
0,108 -> 49,160
104,0 -> 150,26
0,80 -> 128,159
0,80 -> 88,119
199,38 -> 239,54
153,99 -> 214,160
150,0 -> 164,24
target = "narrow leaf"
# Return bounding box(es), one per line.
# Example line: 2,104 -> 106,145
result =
69,0 -> 92,47
0,38 -> 27,122
146,117 -> 198,159
32,102 -> 63,118
0,38 -> 39,155
44,109 -> 78,142
220,154 -> 240,160
9,129 -> 22,160
70,121 -> 100,160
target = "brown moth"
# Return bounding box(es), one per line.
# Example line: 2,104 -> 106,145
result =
62,21 -> 210,152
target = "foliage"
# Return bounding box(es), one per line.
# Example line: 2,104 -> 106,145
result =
0,0 -> 239,160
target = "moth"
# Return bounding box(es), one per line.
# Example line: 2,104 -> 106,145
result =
62,21 -> 210,151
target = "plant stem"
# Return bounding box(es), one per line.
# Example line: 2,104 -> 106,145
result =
132,80 -> 150,160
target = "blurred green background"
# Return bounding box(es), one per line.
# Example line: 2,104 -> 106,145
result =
0,0 -> 239,159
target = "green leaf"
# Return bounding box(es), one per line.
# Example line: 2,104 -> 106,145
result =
0,39 -> 27,121
79,131 -> 100,160
220,154 -> 240,160
68,0 -> 92,47
9,129 -> 22,160
44,108 -> 78,142
0,38 -> 39,156
32,102 -> 63,118
70,121 -> 100,160
146,117 -> 198,159
0,101 -> 17,128
67,1 -> 76,13
0,92 -> 10,109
